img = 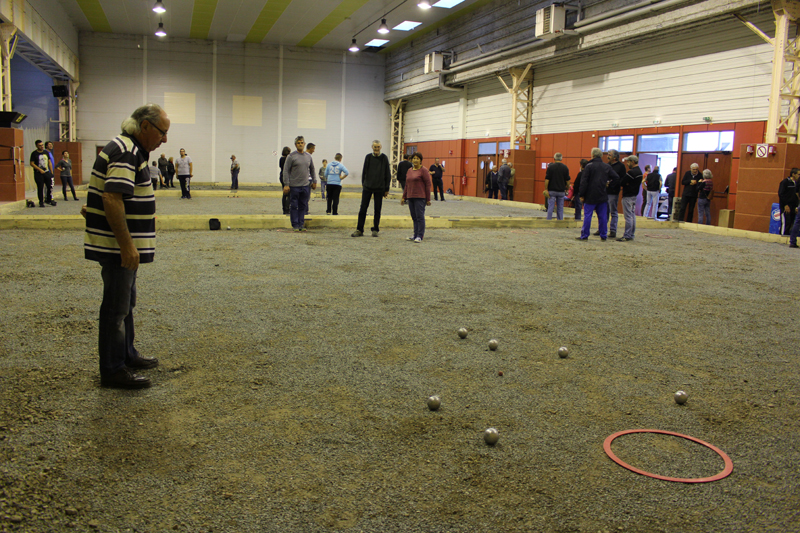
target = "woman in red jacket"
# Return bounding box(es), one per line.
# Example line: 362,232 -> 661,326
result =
401,153 -> 432,243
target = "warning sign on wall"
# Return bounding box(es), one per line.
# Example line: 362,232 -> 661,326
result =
756,144 -> 769,158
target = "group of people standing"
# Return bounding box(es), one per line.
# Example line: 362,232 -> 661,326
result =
29,140 -> 77,206
484,159 -> 516,200
148,150 -> 193,199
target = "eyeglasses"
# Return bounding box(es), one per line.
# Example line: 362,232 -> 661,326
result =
148,120 -> 168,138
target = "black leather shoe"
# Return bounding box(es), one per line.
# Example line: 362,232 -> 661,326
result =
601,237 -> 607,241
128,355 -> 159,369
593,230 -> 600,236
790,243 -> 799,248
101,368 -> 151,389
575,237 -> 588,240
608,232 -> 617,238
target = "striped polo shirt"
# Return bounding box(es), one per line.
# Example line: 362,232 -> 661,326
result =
84,133 -> 156,264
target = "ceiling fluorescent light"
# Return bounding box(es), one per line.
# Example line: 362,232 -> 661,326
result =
433,0 -> 466,7
378,19 -> 390,34
152,0 -> 166,14
155,21 -> 167,37
349,39 -> 360,52
364,39 -> 389,47
418,1 -> 432,9
393,21 -> 422,31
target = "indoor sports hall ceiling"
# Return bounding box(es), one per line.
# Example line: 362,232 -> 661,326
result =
59,0 -> 490,52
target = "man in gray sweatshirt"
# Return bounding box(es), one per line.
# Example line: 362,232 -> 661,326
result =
352,140 -> 391,237
282,136 -> 315,231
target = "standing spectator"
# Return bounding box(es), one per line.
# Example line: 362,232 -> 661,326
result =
30,140 -> 53,207
664,167 -> 677,221
318,159 -> 328,200
158,153 -> 169,186
230,155 -> 240,190
544,153 -> 570,220
572,159 -> 587,221
176,148 -> 193,199
618,155 -> 643,241
696,169 -> 714,225
397,154 -> 412,190
429,158 -> 445,201
639,165 -> 651,216
497,159 -> 512,200
488,165 -> 499,199
278,146 -> 291,215
304,143 -> 318,214
778,168 -> 799,235
644,165 -> 662,219
577,148 -> 619,241
325,153 -> 349,215
507,162 -> 516,201
352,140 -> 391,237
45,141 -> 56,200
678,163 -> 701,222
599,149 -> 625,239
401,152 -> 432,242
148,161 -> 162,189
84,103 -> 169,389
56,150 -> 78,201
282,135 -> 315,232
166,157 -> 175,188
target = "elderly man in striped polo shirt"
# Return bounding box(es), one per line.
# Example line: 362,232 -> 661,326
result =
85,103 -> 170,389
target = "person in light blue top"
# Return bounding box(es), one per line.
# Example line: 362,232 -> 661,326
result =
324,153 -> 349,215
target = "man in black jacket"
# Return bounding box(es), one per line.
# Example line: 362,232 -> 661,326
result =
678,163 -> 701,222
605,149 -> 626,238
778,168 -> 799,235
353,140 -> 392,237
577,148 -> 619,240
397,154 -> 412,190
618,155 -> 643,241
430,158 -> 445,201
664,167 -> 677,221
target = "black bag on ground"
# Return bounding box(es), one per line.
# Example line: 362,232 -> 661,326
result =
209,218 -> 221,231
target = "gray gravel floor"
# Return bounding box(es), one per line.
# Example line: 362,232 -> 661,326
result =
1,226 -> 798,532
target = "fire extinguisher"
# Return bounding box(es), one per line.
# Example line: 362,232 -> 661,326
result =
461,174 -> 467,186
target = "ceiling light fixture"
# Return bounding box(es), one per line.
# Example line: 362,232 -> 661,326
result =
155,21 -> 167,37
152,0 -> 166,14
418,1 -> 432,9
349,38 -> 360,52
378,19 -> 390,34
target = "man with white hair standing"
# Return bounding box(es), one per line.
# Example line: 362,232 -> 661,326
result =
353,140 -> 391,237
85,104 -> 170,389
544,152 -> 570,220
678,163 -> 701,222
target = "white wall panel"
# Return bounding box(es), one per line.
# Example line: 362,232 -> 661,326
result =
531,20 -> 774,134
77,33 -> 388,184
464,77 -> 511,139
404,90 -> 460,143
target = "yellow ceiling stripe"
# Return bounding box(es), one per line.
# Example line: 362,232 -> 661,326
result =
296,0 -> 371,48
190,0 -> 220,40
245,0 -> 293,44
75,0 -> 112,33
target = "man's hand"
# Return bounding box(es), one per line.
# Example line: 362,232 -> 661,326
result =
311,182 -> 317,190
785,205 -> 791,213
543,191 -> 550,199
426,201 -> 431,206
400,199 -> 405,206
580,197 -> 585,204
690,180 -> 697,185
283,185 -> 290,194
120,243 -> 140,271
80,205 -> 87,219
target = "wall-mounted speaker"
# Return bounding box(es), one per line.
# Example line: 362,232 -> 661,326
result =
51,85 -> 69,97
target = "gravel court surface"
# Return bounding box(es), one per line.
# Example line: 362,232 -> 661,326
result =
0,226 -> 798,532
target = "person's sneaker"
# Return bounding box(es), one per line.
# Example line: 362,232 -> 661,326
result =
593,230 -> 601,236
790,243 -> 799,248
299,227 -> 307,232
371,230 -> 379,237
351,230 -> 363,237
39,203 -> 45,208
575,237 -> 588,240
601,237 -> 607,241
406,237 -> 415,241
294,228 -> 302,232
413,237 -> 422,243
616,237 -> 633,242
100,368 -> 151,389
326,211 -> 331,214
608,232 -> 617,238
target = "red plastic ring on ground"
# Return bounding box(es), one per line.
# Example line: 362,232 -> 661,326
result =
603,429 -> 733,483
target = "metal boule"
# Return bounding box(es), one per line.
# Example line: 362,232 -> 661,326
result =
484,427 -> 499,445
427,395 -> 441,411
457,328 -> 468,339
488,339 -> 499,351
558,346 -> 569,358
674,390 -> 689,405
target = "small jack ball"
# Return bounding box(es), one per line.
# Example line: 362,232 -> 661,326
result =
457,328 -> 468,339
427,396 -> 441,411
484,427 -> 499,445
498,371 -> 503,377
227,226 -> 231,230
488,339 -> 499,351
674,390 -> 689,405
558,346 -> 569,358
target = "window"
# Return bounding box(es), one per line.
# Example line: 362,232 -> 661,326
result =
683,131 -> 734,152
498,141 -> 511,152
637,134 -> 679,152
478,142 -> 496,155
599,135 -> 634,153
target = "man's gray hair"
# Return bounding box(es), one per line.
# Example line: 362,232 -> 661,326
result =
121,104 -> 164,135
554,153 -> 563,161
591,147 -> 602,158
294,135 -> 305,143
625,155 -> 639,164
372,140 -> 381,144
690,163 -> 699,169
702,169 -> 713,179
607,149 -> 619,161
502,158 -> 508,164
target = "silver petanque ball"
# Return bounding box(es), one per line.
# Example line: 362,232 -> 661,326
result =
558,346 -> 569,358
457,328 -> 468,339
426,396 -> 441,411
483,427 -> 499,445
488,339 -> 499,351
674,390 -> 689,405
227,226 -> 231,230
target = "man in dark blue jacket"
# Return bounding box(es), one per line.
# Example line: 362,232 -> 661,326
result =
577,148 -> 620,241
353,140 -> 392,237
